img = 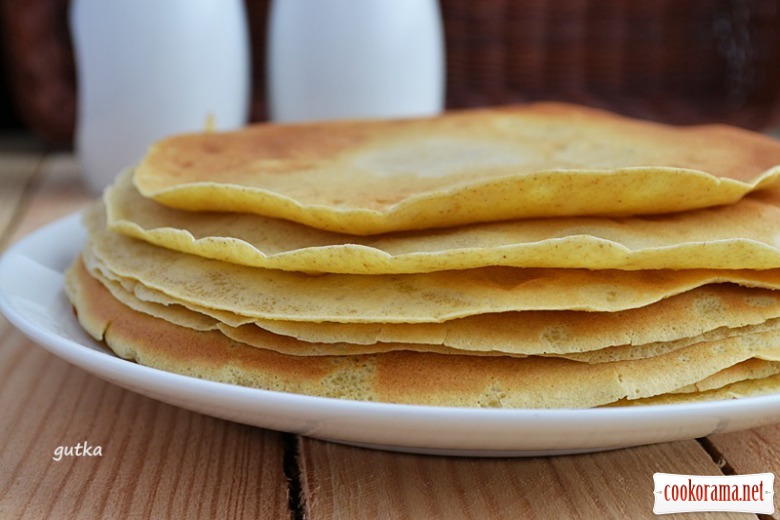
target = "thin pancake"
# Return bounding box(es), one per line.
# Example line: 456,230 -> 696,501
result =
84,259 -> 517,358
247,284 -> 780,352
83,203 -> 780,323
671,359 -> 780,394
110,169 -> 780,273
82,260 -> 780,361
133,103 -> 780,234
605,373 -> 780,407
64,258 -> 780,408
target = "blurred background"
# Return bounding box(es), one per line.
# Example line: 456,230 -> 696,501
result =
2,0 -> 780,145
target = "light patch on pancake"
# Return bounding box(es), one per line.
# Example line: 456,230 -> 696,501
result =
354,137 -> 537,178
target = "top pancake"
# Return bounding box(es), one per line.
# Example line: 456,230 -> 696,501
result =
133,103 -> 780,235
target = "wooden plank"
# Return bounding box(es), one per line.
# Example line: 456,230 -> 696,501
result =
705,426 -> 780,520
3,153 -> 93,245
0,321 -> 291,519
0,153 -> 292,519
0,138 -> 43,247
298,437 -> 756,519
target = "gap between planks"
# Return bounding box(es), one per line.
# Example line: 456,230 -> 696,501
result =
294,435 -> 762,520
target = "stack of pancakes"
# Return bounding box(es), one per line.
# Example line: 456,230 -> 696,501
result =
65,103 -> 780,408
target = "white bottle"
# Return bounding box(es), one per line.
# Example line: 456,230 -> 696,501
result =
267,0 -> 445,123
70,0 -> 250,193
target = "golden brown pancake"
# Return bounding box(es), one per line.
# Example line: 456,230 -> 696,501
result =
83,202 -> 780,324
64,258 -> 780,408
110,169 -> 780,273
671,359 -> 780,394
133,103 -> 780,234
85,261 -> 780,362
64,102 -> 780,410
606,373 -> 780,407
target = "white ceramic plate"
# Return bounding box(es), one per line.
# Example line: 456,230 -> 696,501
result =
3,213 -> 780,457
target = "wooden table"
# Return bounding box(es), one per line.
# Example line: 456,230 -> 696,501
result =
1,137 -> 779,520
